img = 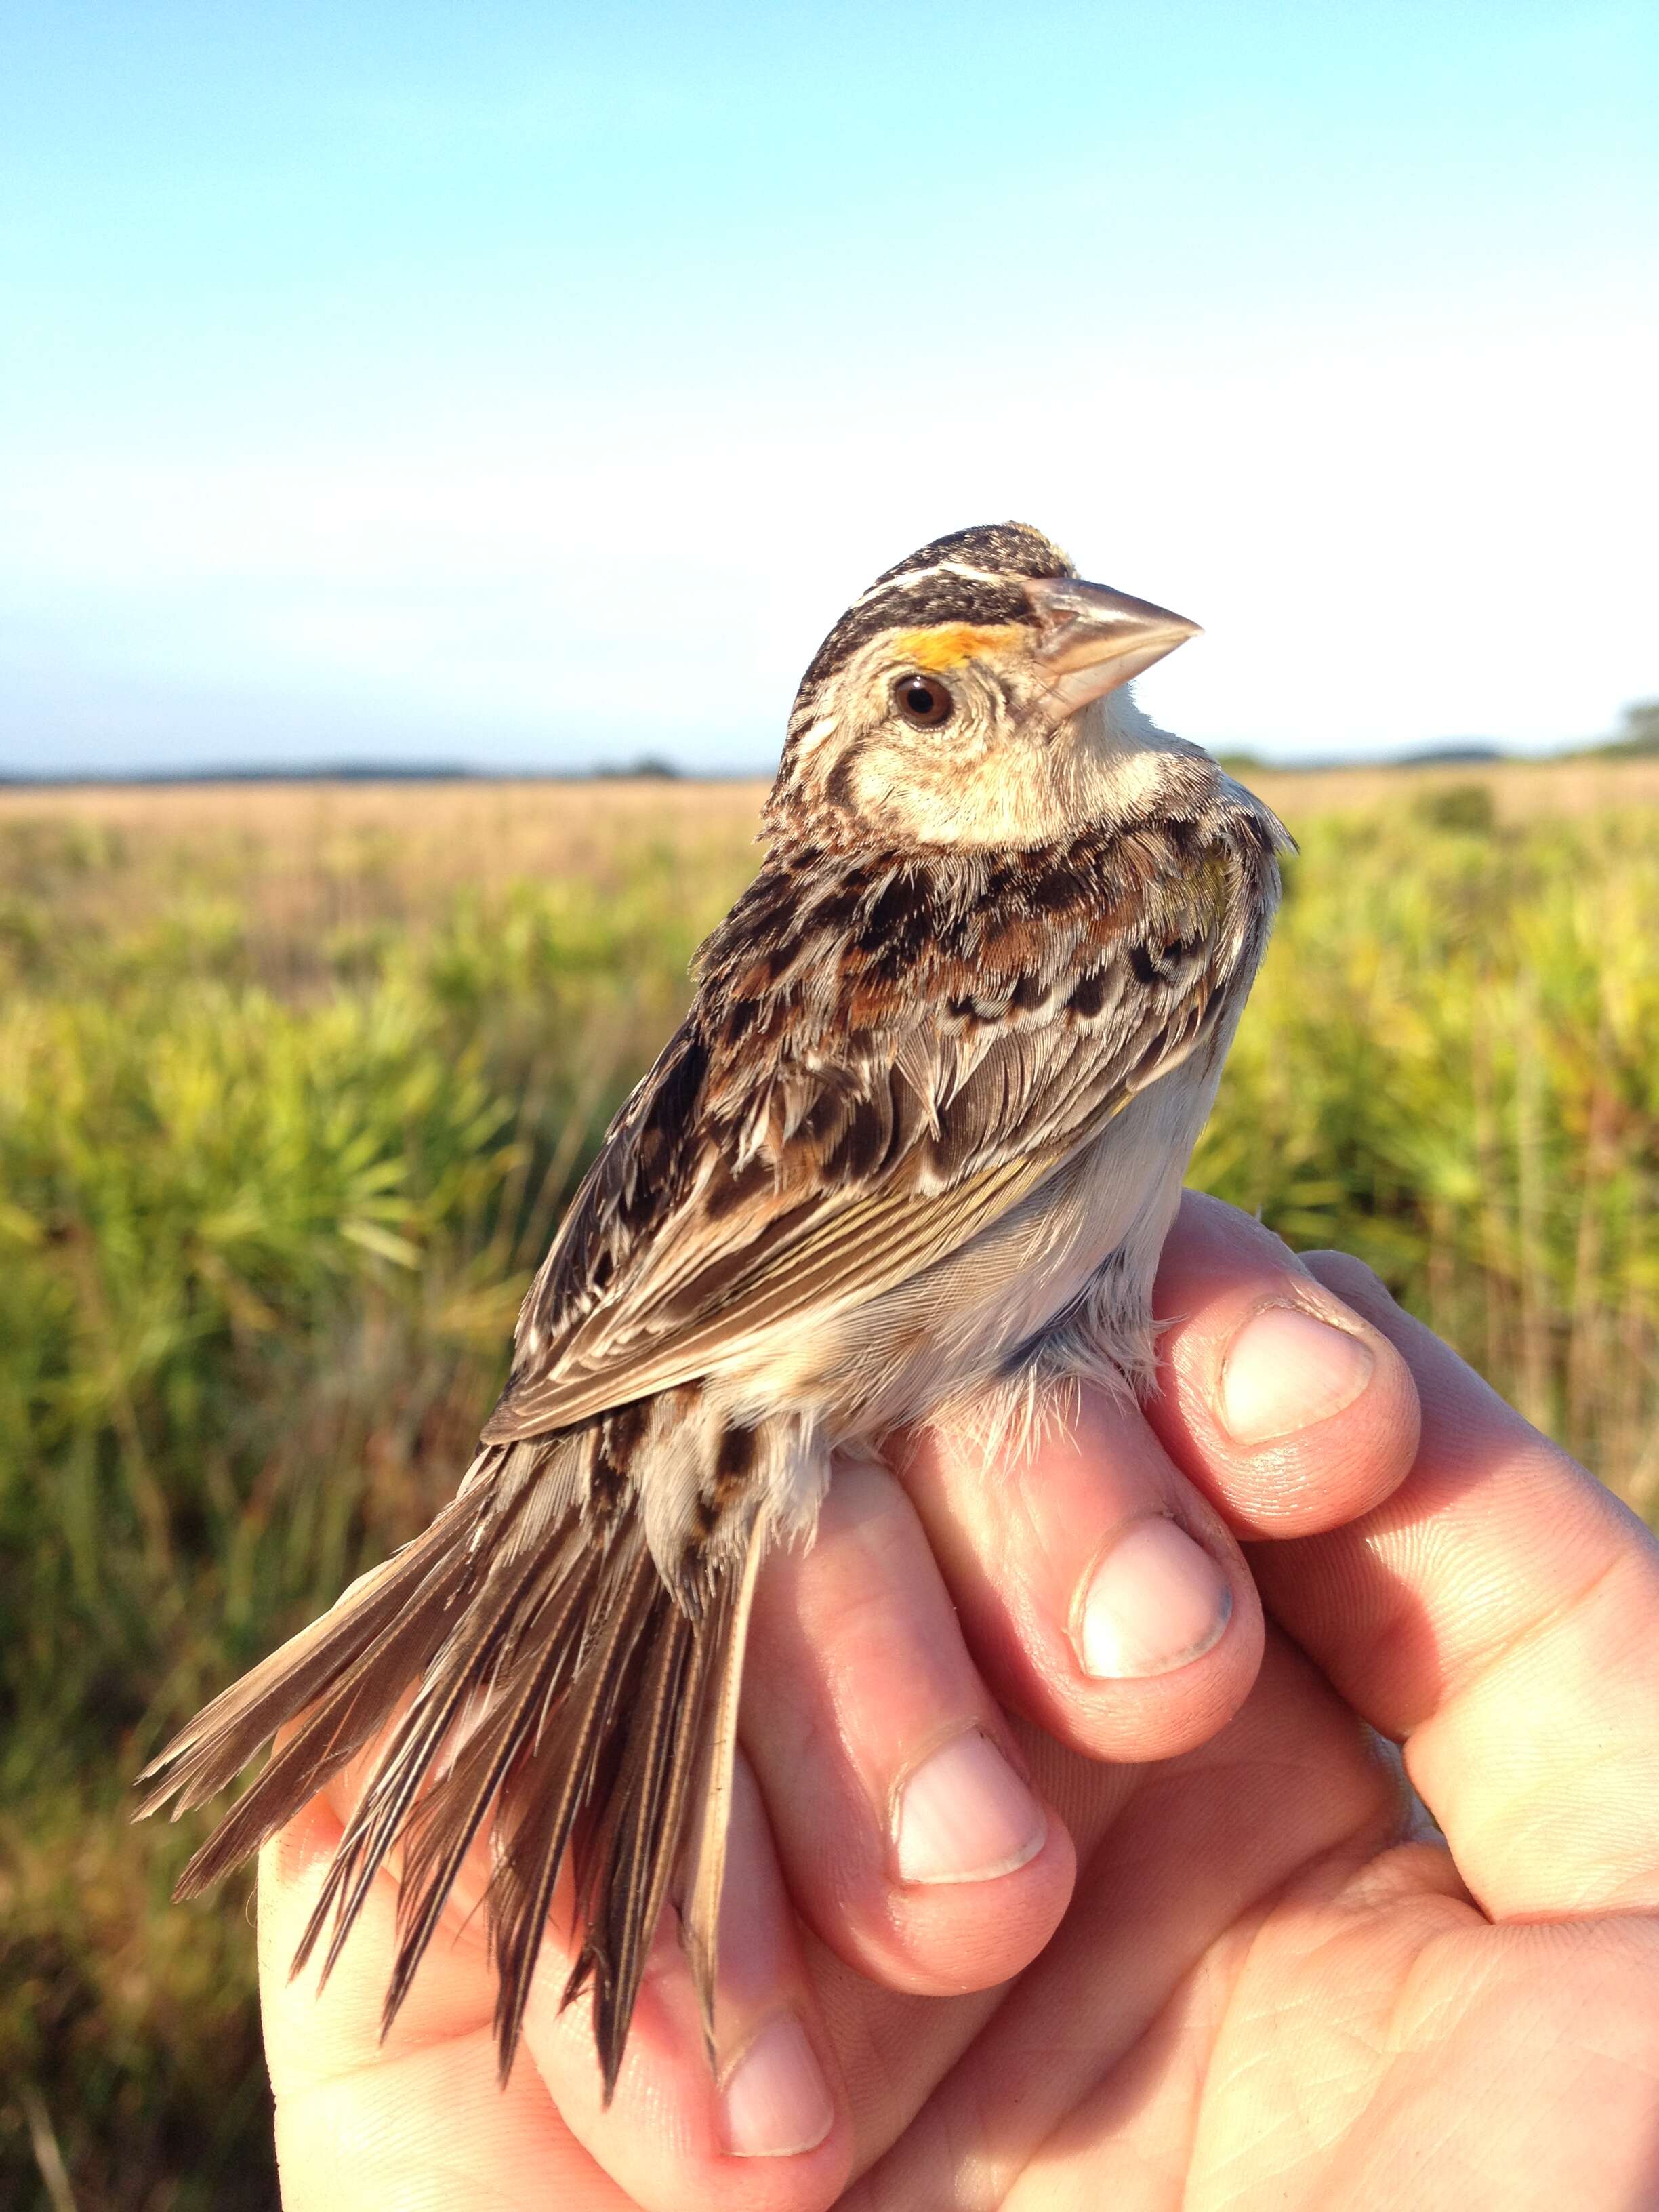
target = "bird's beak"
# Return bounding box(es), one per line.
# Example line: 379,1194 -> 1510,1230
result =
1025,576 -> 1202,713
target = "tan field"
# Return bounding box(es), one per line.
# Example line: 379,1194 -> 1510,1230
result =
11,750 -> 1659,849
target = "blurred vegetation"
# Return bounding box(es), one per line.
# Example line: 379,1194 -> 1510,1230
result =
3,769 -> 1658,2207
1586,697 -> 1659,758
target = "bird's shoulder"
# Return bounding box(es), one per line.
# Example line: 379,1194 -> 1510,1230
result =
695,777 -> 1282,1049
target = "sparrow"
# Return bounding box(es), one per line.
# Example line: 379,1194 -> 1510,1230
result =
137,521 -> 1290,2099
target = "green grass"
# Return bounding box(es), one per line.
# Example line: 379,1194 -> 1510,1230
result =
3,774 -> 1656,2207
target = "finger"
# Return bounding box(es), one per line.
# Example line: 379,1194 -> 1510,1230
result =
1149,1206 -> 1659,1919
260,1793 -> 627,2211
266,1718 -> 852,2210
853,1633 -> 1421,2211
260,1709 -> 494,2104
897,1381 -> 1265,1764
525,1755 -> 853,2212
1285,1250 -> 1659,1918
1146,1191 -> 1422,1536
741,1456 -> 1076,1994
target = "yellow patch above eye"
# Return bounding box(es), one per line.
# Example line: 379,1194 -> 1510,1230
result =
892,621 -> 1028,671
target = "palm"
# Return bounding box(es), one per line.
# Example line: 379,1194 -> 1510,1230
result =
259,1206 -> 1659,2209
264,1641 -> 1656,2209
843,1658 -> 1654,2208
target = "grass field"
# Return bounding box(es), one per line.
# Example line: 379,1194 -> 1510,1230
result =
4,762 -> 1658,2208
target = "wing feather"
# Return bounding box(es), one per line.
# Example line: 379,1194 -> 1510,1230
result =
483,816 -> 1280,1441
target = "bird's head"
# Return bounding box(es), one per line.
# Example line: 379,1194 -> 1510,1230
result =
765,522 -> 1204,851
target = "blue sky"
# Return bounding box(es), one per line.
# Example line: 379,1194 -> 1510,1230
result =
3,0 -> 1656,774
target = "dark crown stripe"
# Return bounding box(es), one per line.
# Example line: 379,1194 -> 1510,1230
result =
872,521 -> 1076,588
791,523 -> 1076,714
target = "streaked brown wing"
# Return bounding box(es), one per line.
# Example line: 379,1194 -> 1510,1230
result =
485,1147 -> 1055,1436
481,864 -> 1251,1441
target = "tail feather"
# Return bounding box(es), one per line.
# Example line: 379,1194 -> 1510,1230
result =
486,1535 -> 659,2076
382,1533 -> 596,2028
565,1573 -> 713,2089
678,1517 -> 766,2054
136,1499 -> 475,1827
294,1519 -> 566,1984
136,1441 -> 768,2100
152,1511 -> 482,1898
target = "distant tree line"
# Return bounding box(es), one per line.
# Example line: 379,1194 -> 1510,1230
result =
1591,700 -> 1659,757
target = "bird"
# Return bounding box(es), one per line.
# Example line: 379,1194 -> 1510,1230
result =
136,520 -> 1291,2101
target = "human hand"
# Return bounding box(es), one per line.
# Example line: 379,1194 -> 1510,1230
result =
259,1193 -> 1659,2209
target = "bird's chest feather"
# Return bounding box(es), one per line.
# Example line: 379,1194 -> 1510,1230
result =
732,1029 -> 1222,1439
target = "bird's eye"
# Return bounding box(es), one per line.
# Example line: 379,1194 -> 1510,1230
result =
893,674 -> 954,728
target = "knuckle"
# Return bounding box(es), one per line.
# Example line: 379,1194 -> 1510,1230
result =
1301,1248 -> 1394,1311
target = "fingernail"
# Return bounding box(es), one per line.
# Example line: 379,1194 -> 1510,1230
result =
1220,1303 -> 1375,1443
1080,1517 -> 1233,1679
894,1731 -> 1047,1885
720,2014 -> 836,2158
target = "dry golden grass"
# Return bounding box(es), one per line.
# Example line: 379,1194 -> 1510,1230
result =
1248,754 -> 1659,824
0,774 -> 772,884
11,750 -> 1658,850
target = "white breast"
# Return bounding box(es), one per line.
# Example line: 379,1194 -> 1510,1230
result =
722,1041 -> 1226,1447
